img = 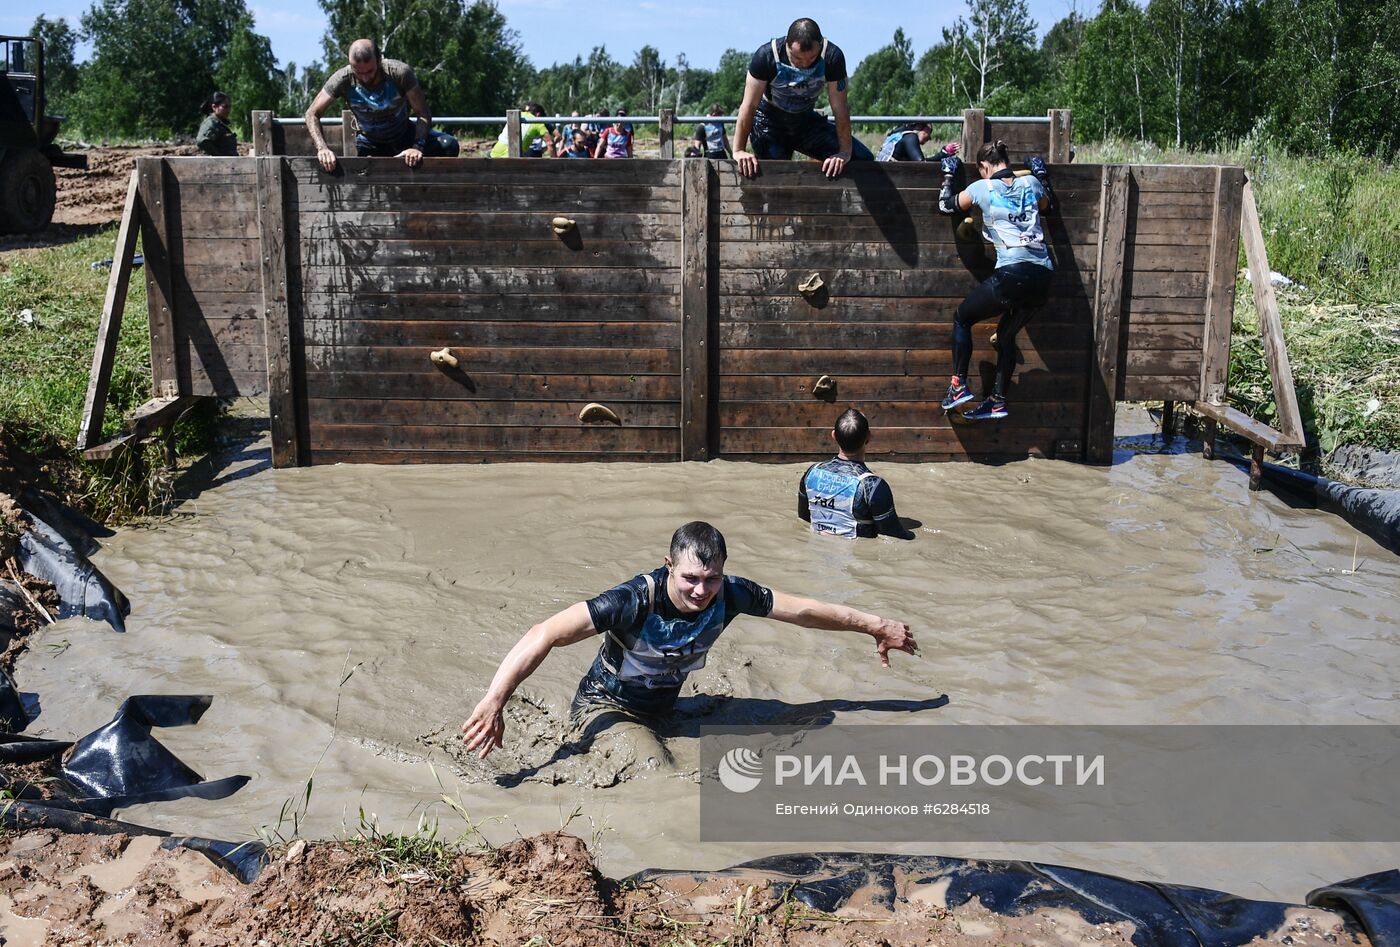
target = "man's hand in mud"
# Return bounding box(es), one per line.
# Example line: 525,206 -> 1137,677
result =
316,147 -> 338,172
461,697 -> 505,759
871,619 -> 918,668
734,149 -> 759,177
397,146 -> 424,168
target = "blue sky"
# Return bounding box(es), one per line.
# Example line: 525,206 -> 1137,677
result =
8,0 -> 1085,75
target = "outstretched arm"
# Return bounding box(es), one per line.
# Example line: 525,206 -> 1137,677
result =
461,602 -> 597,758
767,590 -> 917,667
823,84 -> 854,178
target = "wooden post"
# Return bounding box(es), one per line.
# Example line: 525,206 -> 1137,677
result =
659,108 -> 674,159
1199,166 -> 1245,405
1047,109 -> 1072,163
136,158 -> 179,395
680,158 -> 712,460
1240,177 -> 1305,446
1203,418 -> 1218,460
1249,444 -> 1265,491
506,109 -> 522,157
255,157 -> 300,467
341,109 -> 356,156
252,110 -> 274,155
1161,400 -> 1175,438
960,108 -> 985,162
1085,164 -> 1130,464
78,170 -> 142,450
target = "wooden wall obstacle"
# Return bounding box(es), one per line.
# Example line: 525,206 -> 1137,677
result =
81,153 -> 1302,482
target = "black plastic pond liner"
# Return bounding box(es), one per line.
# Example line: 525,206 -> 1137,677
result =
60,695 -> 251,815
1246,459 -> 1400,555
1310,871 -> 1400,947
15,496 -> 129,631
0,695 -> 249,817
1,798 -> 268,884
0,668 -> 30,730
631,852 -> 1400,947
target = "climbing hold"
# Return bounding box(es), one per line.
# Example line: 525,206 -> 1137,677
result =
812,375 -> 836,399
430,348 -> 459,369
551,216 -> 577,236
578,402 -> 621,425
798,272 -> 824,295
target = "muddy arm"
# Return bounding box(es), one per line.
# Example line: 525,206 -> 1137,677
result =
462,602 -> 596,757
766,591 -> 917,668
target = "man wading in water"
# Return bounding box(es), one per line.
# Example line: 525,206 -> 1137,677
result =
461,521 -> 916,758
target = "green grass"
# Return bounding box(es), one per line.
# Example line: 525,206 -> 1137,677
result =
0,228 -> 218,519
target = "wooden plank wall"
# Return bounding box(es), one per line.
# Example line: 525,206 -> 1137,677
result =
137,157 -> 267,398
1118,165 -> 1226,402
144,154 -> 1242,467
713,161 -> 1103,462
288,158 -> 683,463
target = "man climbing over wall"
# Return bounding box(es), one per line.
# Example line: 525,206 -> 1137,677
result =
461,521 -> 916,758
798,408 -> 916,540
305,39 -> 459,171
731,18 -> 873,179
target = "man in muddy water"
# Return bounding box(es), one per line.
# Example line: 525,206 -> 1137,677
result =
799,408 -> 915,540
461,521 -> 917,758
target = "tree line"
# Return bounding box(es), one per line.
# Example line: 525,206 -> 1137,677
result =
29,0 -> 1399,154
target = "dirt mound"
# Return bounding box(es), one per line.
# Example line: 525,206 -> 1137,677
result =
0,828 -> 1364,946
53,143 -> 208,228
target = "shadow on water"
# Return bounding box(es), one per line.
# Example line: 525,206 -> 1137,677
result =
492,695 -> 948,788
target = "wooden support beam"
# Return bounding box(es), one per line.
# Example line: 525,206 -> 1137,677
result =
1191,400 -> 1297,453
136,158 -> 179,395
83,395 -> 205,461
252,110 -> 274,155
1250,443 -> 1265,491
256,157 -> 301,467
1161,399 -> 1175,438
659,108 -> 674,159
1085,164 -> 1129,464
960,108 -> 985,162
78,169 -> 141,451
506,109 -> 522,157
1203,418 -> 1218,460
1240,177 -> 1305,446
680,158 -> 712,460
341,109 -> 356,156
1199,166 -> 1245,405
1047,109 -> 1072,163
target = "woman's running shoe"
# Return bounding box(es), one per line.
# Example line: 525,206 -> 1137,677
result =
962,396 -> 1009,420
941,383 -> 975,411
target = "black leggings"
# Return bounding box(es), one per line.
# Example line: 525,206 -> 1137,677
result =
952,262 -> 1053,397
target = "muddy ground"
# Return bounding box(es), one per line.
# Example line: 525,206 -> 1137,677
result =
0,829 -> 1364,946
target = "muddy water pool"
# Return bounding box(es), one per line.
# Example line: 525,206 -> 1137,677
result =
16,433 -> 1400,902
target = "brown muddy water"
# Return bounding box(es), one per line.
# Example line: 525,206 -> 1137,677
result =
15,418 -> 1400,903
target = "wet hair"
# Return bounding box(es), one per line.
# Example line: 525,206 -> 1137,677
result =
786,18 -> 823,50
202,90 -> 230,115
977,139 -> 1010,167
708,103 -> 724,116
670,521 -> 727,568
834,407 -> 870,453
525,102 -> 545,117
348,39 -> 379,64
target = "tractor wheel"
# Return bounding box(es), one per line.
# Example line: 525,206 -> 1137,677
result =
0,150 -> 57,233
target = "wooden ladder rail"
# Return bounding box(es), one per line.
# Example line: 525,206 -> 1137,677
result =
1193,175 -> 1306,489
